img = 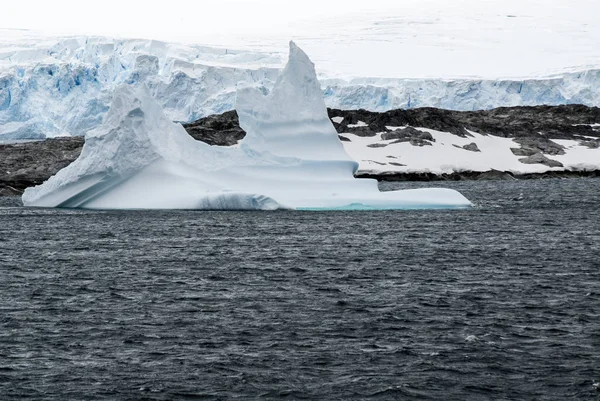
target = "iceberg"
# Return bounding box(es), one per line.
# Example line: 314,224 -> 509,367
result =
22,42 -> 472,211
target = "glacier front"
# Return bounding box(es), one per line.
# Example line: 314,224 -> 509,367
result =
2,32 -> 600,141
22,42 -> 471,211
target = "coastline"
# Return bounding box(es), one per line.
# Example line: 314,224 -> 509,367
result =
357,169 -> 600,182
2,104 -> 600,197
3,163 -> 600,198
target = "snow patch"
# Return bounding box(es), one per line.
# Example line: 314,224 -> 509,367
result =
343,129 -> 600,175
348,121 -> 368,128
551,139 -> 600,171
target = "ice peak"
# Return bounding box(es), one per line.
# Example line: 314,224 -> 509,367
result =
236,42 -> 348,161
236,42 -> 326,124
277,41 -> 322,109
288,40 -> 311,67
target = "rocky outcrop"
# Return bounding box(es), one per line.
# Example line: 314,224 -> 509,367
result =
454,142 -> 481,152
511,137 -> 566,156
381,127 -> 435,146
182,110 -> 245,146
508,137 -> 566,167
0,137 -> 84,195
518,153 -> 564,168
328,105 -> 600,140
581,139 -> 600,149
357,170 -> 600,181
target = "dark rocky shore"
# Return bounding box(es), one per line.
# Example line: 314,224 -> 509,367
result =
356,170 -> 600,181
330,104 -> 600,140
2,105 -> 599,196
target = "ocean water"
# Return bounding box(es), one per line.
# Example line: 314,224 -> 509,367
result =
0,178 -> 599,400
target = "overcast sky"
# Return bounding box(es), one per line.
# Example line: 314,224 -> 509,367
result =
3,0 -> 599,78
2,0 -> 408,42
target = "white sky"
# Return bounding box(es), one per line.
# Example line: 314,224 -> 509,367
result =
2,0 -> 405,42
2,0 -> 600,79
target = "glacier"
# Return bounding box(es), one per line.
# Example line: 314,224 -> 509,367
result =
21,42 -> 472,211
2,33 -> 600,141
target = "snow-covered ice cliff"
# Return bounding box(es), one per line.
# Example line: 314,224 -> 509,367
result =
22,42 -> 471,210
2,32 -> 600,140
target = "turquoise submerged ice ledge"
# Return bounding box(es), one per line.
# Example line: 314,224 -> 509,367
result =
21,42 -> 472,211
299,203 -> 473,211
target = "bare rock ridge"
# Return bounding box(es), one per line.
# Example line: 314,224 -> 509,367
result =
1,104 -> 600,196
330,104 -> 600,139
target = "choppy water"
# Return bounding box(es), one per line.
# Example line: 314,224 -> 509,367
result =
1,179 -> 599,400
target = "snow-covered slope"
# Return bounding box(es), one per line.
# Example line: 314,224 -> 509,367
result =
22,43 -> 471,210
341,126 -> 600,176
2,29 -> 600,140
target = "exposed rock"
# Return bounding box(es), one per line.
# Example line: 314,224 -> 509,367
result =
411,138 -> 433,147
511,147 -> 538,157
391,138 -> 433,147
516,170 -> 600,179
0,186 -> 23,196
182,110 -> 246,146
0,137 -> 84,193
381,127 -> 434,142
388,162 -> 406,167
328,104 -> 600,140
519,153 -> 564,168
512,137 -> 566,156
358,169 -> 600,181
580,139 -> 600,149
329,111 -> 380,137
474,170 -> 516,180
381,127 -> 435,147
345,127 -> 377,137
367,143 -> 388,148
338,135 -> 351,142
454,142 -> 481,152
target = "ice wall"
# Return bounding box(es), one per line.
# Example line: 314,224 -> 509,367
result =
0,37 -> 280,140
1,35 -> 599,140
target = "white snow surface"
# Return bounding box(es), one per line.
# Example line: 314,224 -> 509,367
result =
342,128 -> 600,175
348,121 -> 368,128
2,19 -> 600,140
3,0 -> 599,79
22,43 -> 472,211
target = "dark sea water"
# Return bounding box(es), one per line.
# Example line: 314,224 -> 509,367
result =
1,178 -> 599,400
